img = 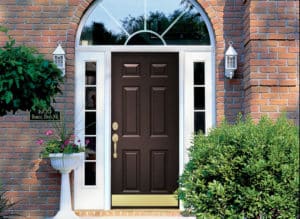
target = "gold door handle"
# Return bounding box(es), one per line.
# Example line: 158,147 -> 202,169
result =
112,133 -> 119,159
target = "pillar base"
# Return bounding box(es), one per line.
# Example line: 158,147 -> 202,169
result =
53,210 -> 80,219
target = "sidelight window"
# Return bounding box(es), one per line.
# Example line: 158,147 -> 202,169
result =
84,62 -> 97,185
193,62 -> 205,133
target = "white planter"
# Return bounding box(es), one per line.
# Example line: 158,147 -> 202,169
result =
49,152 -> 84,219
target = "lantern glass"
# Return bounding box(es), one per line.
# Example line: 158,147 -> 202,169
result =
54,55 -> 64,68
226,55 -> 237,70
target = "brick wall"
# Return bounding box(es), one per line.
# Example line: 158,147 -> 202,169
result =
0,0 -> 298,218
243,0 -> 299,122
0,1 -> 95,218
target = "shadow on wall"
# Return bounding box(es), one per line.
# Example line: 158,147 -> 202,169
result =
221,0 -> 245,123
0,112 -> 61,218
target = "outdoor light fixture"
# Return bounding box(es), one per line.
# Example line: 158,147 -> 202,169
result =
225,41 -> 238,79
53,43 -> 66,76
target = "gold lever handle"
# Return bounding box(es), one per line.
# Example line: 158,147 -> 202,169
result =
112,133 -> 119,159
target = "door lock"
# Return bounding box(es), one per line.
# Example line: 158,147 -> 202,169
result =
112,122 -> 119,131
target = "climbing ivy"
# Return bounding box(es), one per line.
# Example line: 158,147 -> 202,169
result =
0,26 -> 64,116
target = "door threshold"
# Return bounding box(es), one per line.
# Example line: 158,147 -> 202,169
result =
76,209 -> 190,217
80,217 -> 196,219
112,194 -> 178,207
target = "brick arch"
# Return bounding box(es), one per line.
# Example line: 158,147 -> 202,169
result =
65,0 -> 95,57
196,0 -> 224,47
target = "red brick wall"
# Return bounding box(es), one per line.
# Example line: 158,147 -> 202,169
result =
0,0 -> 298,218
243,0 -> 299,122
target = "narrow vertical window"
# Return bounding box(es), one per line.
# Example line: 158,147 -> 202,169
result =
85,62 -> 97,185
194,62 -> 205,133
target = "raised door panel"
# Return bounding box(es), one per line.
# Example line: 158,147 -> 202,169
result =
122,87 -> 140,136
122,151 -> 140,192
150,151 -> 167,192
150,87 -> 167,137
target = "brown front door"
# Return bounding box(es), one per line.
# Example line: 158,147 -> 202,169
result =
111,53 -> 179,207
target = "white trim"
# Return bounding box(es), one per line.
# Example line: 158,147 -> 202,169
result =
74,51 -> 106,210
76,45 -> 212,52
74,0 -> 216,211
74,47 -> 215,210
103,50 -> 112,210
125,30 -> 167,45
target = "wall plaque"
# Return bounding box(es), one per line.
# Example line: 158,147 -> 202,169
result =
30,110 -> 60,121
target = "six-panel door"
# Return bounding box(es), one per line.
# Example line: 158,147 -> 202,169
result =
111,53 -> 179,207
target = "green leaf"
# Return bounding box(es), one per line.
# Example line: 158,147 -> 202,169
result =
3,91 -> 13,104
0,26 -> 8,33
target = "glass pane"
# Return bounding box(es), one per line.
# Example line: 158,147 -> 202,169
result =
164,6 -> 210,45
79,0 -> 210,45
146,0 -> 182,34
127,32 -> 164,45
85,62 -> 96,85
85,162 -> 96,185
194,87 -> 205,110
86,87 -> 96,110
85,137 -> 96,160
85,112 -> 96,135
194,62 -> 205,85
194,112 -> 205,133
101,0 -> 144,34
80,0 -> 143,45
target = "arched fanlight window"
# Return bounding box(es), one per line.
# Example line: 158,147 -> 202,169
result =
80,0 -> 210,46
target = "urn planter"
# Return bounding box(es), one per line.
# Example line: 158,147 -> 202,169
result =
49,152 -> 84,219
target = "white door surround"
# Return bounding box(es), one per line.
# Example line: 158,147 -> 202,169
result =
74,0 -> 216,211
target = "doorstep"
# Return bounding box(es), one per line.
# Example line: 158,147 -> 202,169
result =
80,217 -> 195,219
76,209 -> 195,218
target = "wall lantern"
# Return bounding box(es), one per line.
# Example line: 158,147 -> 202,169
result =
225,41 -> 238,79
53,43 -> 66,76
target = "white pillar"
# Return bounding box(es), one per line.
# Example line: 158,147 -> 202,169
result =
53,170 -> 79,219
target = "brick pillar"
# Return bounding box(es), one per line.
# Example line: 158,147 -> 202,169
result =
243,0 -> 299,123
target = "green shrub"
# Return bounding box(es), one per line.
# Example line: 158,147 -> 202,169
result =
0,26 -> 63,116
178,115 -> 299,218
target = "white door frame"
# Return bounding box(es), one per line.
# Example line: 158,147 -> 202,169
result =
74,0 -> 216,211
74,46 -> 215,210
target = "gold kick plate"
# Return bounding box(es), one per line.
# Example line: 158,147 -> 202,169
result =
112,194 -> 178,207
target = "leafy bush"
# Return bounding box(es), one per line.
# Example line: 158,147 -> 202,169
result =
0,26 -> 63,116
178,115 -> 299,218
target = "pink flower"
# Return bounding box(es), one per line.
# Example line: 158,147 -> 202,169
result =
36,139 -> 44,145
45,130 -> 54,136
64,139 -> 70,146
85,139 -> 90,145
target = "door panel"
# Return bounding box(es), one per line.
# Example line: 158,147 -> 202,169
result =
111,53 -> 179,207
122,150 -> 140,191
150,87 -> 167,136
122,87 -> 140,136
